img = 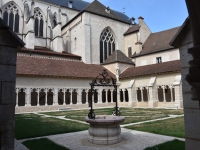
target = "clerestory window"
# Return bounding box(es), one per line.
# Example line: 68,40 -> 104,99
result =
100,28 -> 115,63
3,3 -> 20,33
34,8 -> 44,37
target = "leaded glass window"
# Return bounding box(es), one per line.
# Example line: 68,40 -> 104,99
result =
100,28 -> 115,63
3,3 -> 20,33
34,8 -> 44,37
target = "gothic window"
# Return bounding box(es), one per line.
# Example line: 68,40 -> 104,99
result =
3,3 -> 20,33
100,28 -> 115,63
53,14 -> 57,27
34,8 -> 44,37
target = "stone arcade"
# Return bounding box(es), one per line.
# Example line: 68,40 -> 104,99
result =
0,0 -> 183,113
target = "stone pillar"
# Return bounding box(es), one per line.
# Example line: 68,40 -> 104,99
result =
174,85 -> 183,108
141,87 -> 144,102
77,89 -> 81,104
85,89 -> 89,105
53,88 -> 58,105
25,88 -> 31,106
70,89 -> 73,105
148,86 -> 158,108
162,86 -> 166,102
110,90 -> 113,102
98,89 -> 102,103
169,86 -> 174,102
45,88 -> 48,106
15,88 -> 19,107
37,88 -> 40,106
63,89 -> 66,105
135,88 -> 138,102
105,89 -> 108,103
123,89 -> 126,102
0,19 -> 24,149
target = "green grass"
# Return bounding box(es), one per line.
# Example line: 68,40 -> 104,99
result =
41,108 -> 183,125
22,138 -> 69,150
126,117 -> 185,138
15,113 -> 89,139
144,139 -> 185,150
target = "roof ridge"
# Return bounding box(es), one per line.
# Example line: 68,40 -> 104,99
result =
151,26 -> 180,34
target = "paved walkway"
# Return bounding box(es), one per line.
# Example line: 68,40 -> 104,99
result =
19,128 -> 185,150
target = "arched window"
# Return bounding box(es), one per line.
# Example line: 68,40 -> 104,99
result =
100,27 -> 115,63
3,2 -> 20,33
34,8 -> 44,37
53,13 -> 57,27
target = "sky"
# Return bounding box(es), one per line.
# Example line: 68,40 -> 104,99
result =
84,0 -> 188,33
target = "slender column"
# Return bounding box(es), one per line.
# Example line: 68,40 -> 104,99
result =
170,86 -> 174,102
141,87 -> 144,102
135,88 -> 138,102
77,89 -> 81,104
63,89 -> 66,105
105,89 -> 108,103
85,89 -> 89,105
16,88 -> 19,107
110,89 -> 113,102
45,88 -> 48,106
123,89 -> 126,102
25,88 -> 31,106
53,88 -> 58,105
37,88 -> 40,106
162,86 -> 166,102
70,89 -> 73,105
146,87 -> 149,102
98,89 -> 102,103
157,87 -> 159,101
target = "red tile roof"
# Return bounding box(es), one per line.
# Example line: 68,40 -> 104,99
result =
16,56 -> 115,79
19,47 -> 81,59
135,27 -> 180,57
120,60 -> 180,79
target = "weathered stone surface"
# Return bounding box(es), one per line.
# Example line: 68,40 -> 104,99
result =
0,65 -> 16,82
0,82 -> 16,104
0,130 -> 15,150
0,46 -> 17,65
185,138 -> 200,150
0,105 -> 15,131
183,92 -> 199,109
181,68 -> 191,93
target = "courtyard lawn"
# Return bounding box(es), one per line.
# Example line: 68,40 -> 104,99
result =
22,138 -> 69,150
41,108 -> 183,125
126,117 -> 185,138
15,113 -> 89,140
144,139 -> 185,150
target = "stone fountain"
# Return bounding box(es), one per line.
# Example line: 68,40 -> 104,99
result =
86,70 -> 125,145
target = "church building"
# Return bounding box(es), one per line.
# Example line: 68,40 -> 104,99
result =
0,0 -> 183,113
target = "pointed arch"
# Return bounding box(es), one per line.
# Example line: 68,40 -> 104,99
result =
99,27 -> 116,63
34,7 -> 46,37
53,12 -> 57,27
2,2 -> 22,33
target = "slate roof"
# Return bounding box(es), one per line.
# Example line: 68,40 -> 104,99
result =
124,24 -> 140,36
134,27 -> 180,57
19,47 -> 81,59
16,55 -> 115,79
120,60 -> 180,79
103,50 -> 135,65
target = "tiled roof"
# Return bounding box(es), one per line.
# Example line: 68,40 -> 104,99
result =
19,47 -> 81,59
103,50 -> 135,65
135,27 -> 180,57
120,60 -> 180,79
124,25 -> 140,36
16,56 -> 115,79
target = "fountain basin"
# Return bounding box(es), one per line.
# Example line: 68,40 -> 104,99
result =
85,115 -> 125,145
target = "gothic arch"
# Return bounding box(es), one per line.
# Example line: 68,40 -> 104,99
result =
34,7 -> 46,37
99,27 -> 116,63
2,1 -> 22,33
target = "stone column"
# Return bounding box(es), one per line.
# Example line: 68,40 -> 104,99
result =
98,89 -> 102,103
162,86 -> 166,102
69,89 -> 73,105
25,88 -> 31,106
174,85 -> 183,108
53,88 -> 58,105
77,89 -> 81,104
123,89 -> 126,102
15,88 -> 19,107
85,89 -> 89,105
148,86 -> 158,108
45,88 -> 48,106
63,89 -> 66,105
135,88 -> 138,102
37,88 -> 40,106
169,86 -> 174,102
110,90 -> 113,102
141,87 -> 144,102
105,89 -> 108,103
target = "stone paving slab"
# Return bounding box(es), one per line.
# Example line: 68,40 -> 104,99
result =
14,139 -> 29,150
41,128 -> 184,150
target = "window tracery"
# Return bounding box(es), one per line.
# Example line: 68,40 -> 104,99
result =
100,28 -> 115,63
34,8 -> 44,37
3,2 -> 19,33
